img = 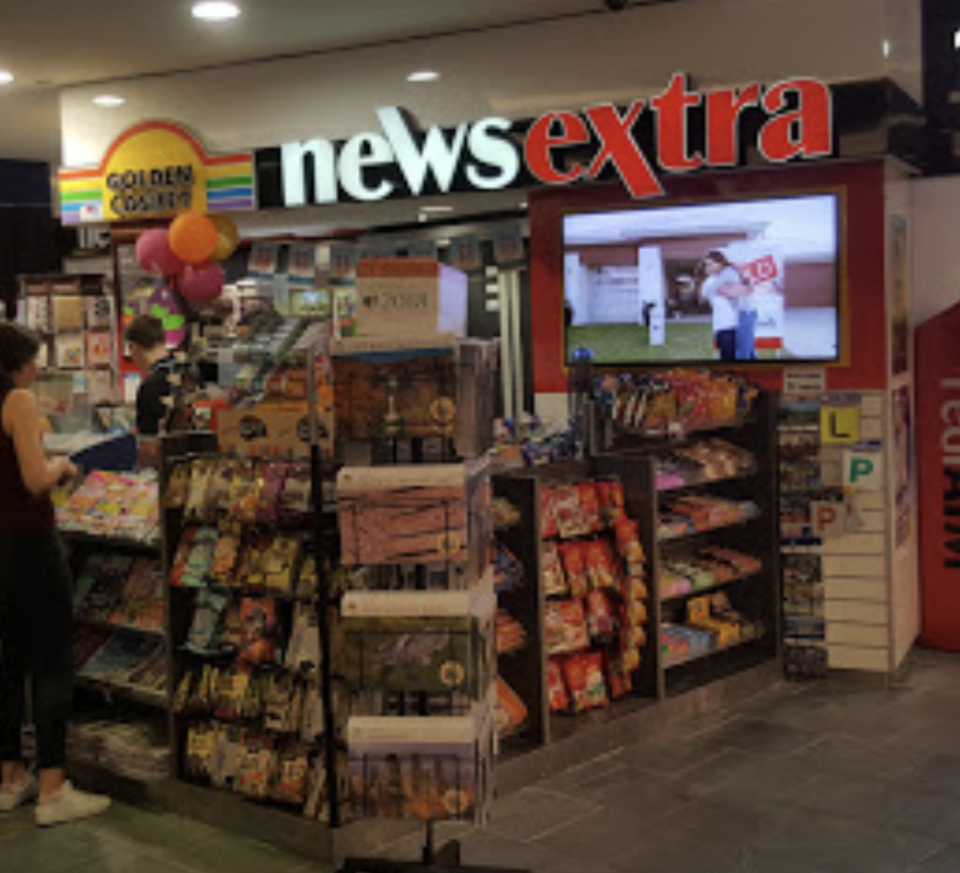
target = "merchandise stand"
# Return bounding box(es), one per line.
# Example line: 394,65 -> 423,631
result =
489,390 -> 780,745
337,425 -> 531,873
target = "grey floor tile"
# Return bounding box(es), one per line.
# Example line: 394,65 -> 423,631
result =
574,767 -> 690,822
807,827 -> 942,873
911,843 -> 960,873
76,801 -> 227,858
791,772 -> 919,826
457,831 -> 570,872
0,824 -> 149,873
615,735 -> 728,778
693,717 -> 822,756
670,747 -> 817,806
485,787 -> 600,842
532,806 -> 677,864
174,831 -> 309,873
891,787 -> 960,844
910,753 -> 960,798
537,750 -> 629,794
787,734 -> 927,783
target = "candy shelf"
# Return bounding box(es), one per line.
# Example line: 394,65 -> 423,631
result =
663,633 -> 768,670
660,569 -> 764,604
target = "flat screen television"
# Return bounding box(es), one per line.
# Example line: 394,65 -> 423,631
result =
562,193 -> 841,366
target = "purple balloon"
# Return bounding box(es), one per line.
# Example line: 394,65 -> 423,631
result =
180,262 -> 224,307
136,229 -> 185,277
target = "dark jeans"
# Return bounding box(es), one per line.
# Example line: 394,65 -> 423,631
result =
716,329 -> 737,361
0,530 -> 73,770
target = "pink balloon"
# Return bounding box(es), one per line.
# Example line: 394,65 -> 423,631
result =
180,262 -> 224,307
136,229 -> 184,277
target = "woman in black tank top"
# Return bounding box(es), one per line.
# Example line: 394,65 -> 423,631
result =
0,323 -> 110,826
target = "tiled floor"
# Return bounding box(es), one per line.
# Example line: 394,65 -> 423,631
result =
6,649 -> 960,873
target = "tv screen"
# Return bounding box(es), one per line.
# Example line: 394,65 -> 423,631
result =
562,193 -> 840,365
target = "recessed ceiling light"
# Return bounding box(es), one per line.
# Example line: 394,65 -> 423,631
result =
519,201 -> 528,209
882,39 -> 891,58
420,205 -> 453,213
93,95 -> 125,107
192,1 -> 241,22
955,28 -> 960,50
0,70 -> 14,85
407,70 -> 440,83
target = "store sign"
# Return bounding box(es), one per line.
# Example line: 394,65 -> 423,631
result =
59,121 -> 256,224
842,450 -> 883,491
268,74 -> 832,207
820,406 -> 861,446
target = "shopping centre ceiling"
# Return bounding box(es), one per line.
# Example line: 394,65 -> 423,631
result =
0,0 -> 655,163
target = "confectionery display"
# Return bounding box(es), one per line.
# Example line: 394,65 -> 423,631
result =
662,592 -> 764,668
593,370 -> 758,435
658,496 -> 759,540
659,548 -> 763,599
655,440 -> 756,491
537,477 -> 650,714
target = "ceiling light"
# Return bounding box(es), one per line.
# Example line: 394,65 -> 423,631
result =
407,70 -> 440,83
955,28 -> 960,50
93,95 -> 125,107
192,2 -> 241,22
420,205 -> 453,213
882,39 -> 891,58
0,71 -> 14,85
519,201 -> 528,209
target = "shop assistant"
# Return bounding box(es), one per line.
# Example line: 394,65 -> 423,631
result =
124,314 -> 177,436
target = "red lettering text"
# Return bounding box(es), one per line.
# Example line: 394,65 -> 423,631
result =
652,73 -> 703,172
524,112 -> 590,185
759,78 -> 833,162
584,103 -> 663,198
706,84 -> 761,166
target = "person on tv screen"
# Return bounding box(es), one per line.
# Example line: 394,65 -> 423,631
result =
699,251 -> 755,362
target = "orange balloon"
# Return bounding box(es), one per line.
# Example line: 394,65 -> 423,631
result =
169,212 -> 218,266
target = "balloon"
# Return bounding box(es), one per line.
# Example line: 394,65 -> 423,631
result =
210,214 -> 240,261
169,212 -> 218,265
135,229 -> 184,277
180,262 -> 224,307
146,285 -> 187,348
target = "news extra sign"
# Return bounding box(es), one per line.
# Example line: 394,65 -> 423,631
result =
255,74 -> 833,208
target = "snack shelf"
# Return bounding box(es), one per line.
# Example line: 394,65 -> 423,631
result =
655,464 -> 760,494
663,632 -> 767,670
612,416 -> 756,442
75,675 -> 167,710
657,511 -> 761,544
659,569 -> 764,604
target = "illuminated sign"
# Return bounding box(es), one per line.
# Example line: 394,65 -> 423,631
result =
263,74 -> 833,207
59,121 -> 256,224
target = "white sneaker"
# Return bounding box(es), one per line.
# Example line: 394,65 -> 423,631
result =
0,773 -> 38,812
35,781 -> 110,827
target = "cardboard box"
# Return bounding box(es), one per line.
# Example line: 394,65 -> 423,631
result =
332,339 -> 496,457
355,259 -> 467,339
217,402 -> 334,458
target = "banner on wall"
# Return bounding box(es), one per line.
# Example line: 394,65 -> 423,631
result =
917,301 -> 960,650
58,121 -> 256,224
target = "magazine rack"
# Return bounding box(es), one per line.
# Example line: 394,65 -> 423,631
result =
337,425 -> 531,873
